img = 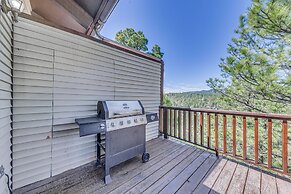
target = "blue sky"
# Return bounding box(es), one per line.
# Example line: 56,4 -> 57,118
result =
101,0 -> 251,93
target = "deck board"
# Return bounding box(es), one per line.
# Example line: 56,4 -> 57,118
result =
276,177 -> 291,194
244,168 -> 261,194
192,157 -> 227,194
226,164 -> 248,194
159,151 -> 211,194
176,154 -> 218,194
142,148 -> 202,194
124,148 -> 198,194
209,160 -> 237,194
13,138 -> 291,194
261,173 -> 277,194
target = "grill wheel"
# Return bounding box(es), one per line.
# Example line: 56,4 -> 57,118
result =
142,153 -> 150,163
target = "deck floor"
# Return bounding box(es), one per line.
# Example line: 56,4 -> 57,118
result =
14,138 -> 291,194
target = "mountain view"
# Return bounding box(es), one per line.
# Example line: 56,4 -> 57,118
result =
164,90 -> 221,109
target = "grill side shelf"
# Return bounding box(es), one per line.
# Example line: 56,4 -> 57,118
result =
75,117 -> 106,137
146,112 -> 159,123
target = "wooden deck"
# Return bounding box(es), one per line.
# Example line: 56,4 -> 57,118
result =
14,138 -> 291,194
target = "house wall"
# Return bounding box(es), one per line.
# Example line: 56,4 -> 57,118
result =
12,17 -> 162,189
0,14 -> 13,194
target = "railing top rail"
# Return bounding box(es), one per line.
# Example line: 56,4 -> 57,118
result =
160,105 -> 291,120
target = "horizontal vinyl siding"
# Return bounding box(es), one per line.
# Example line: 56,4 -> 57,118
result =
113,59 -> 160,141
12,27 -> 53,189
0,14 -> 12,194
12,17 -> 161,188
52,48 -> 114,175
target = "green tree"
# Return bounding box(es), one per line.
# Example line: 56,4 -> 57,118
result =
115,28 -> 149,51
149,44 -> 164,59
163,95 -> 173,106
248,0 -> 291,44
115,28 -> 164,59
207,0 -> 291,114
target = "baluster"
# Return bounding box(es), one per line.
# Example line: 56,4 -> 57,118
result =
223,115 -> 227,153
193,112 -> 197,144
174,110 -> 178,137
207,113 -> 211,148
242,116 -> 247,160
232,116 -> 236,157
188,111 -> 191,141
183,111 -> 187,140
178,110 -> 182,138
254,118 -> 258,164
268,119 -> 272,168
169,109 -> 172,136
200,112 -> 204,145
215,114 -> 218,151
282,120 -> 288,173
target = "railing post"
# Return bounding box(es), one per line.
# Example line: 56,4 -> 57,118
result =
163,108 -> 168,139
159,108 -> 163,135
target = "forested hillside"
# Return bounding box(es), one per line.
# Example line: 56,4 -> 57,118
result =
164,90 -> 222,109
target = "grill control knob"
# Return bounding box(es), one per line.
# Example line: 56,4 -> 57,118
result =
127,120 -> 131,124
119,121 -> 123,126
100,123 -> 105,129
111,122 -> 115,127
134,119 -> 138,123
140,118 -> 144,122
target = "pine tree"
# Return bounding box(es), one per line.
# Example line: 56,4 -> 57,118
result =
207,0 -> 291,113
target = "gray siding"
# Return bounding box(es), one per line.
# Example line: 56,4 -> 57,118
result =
12,17 -> 161,189
12,35 -> 53,188
0,14 -> 12,194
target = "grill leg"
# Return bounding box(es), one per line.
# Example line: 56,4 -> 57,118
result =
104,166 -> 112,184
96,133 -> 101,166
104,131 -> 112,184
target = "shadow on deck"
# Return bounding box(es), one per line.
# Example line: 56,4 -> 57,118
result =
14,138 -> 291,194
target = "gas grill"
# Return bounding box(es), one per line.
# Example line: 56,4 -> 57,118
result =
75,100 -> 158,184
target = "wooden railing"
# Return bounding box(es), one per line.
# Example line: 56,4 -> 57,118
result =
159,106 -> 291,175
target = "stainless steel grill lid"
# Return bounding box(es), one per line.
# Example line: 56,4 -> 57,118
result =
97,100 -> 145,119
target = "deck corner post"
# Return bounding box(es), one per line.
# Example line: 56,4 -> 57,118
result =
164,132 -> 168,139
163,108 -> 168,139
